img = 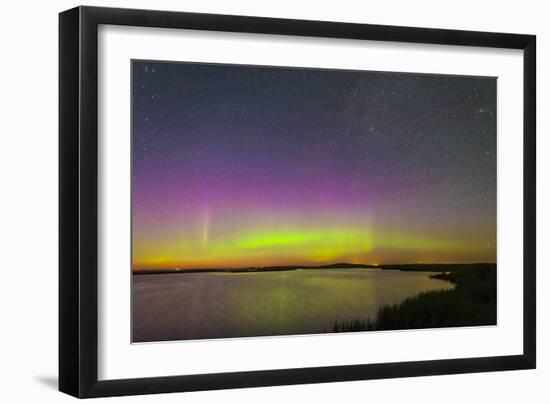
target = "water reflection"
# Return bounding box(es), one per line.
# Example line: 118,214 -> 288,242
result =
132,268 -> 453,342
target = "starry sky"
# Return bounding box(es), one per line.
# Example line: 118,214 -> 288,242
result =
132,60 -> 496,270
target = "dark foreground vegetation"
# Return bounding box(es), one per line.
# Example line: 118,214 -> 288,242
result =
333,264 -> 496,332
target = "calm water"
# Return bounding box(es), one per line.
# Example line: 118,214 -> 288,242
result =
132,268 -> 454,342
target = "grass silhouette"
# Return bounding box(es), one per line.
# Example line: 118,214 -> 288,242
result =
333,265 -> 496,332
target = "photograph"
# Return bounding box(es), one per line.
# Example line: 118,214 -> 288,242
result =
131,60 -> 497,343
54,4 -> 538,399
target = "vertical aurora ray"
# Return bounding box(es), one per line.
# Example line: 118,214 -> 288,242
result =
202,209 -> 209,247
132,61 -> 496,270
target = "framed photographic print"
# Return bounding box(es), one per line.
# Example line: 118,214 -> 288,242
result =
59,6 -> 536,398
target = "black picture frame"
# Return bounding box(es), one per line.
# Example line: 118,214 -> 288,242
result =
59,5 -> 536,398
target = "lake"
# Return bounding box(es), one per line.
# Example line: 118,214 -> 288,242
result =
132,268 -> 454,342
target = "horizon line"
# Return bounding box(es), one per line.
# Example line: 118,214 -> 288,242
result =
132,261 -> 497,272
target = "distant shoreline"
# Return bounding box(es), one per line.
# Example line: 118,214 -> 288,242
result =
132,262 -> 496,275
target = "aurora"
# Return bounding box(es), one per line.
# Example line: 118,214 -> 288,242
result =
131,61 -> 496,270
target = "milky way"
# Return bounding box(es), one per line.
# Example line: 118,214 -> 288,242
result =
132,60 -> 496,269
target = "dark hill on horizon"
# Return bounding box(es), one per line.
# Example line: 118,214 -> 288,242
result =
133,262 -> 495,275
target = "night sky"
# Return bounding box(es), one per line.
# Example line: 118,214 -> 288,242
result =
132,60 -> 496,270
